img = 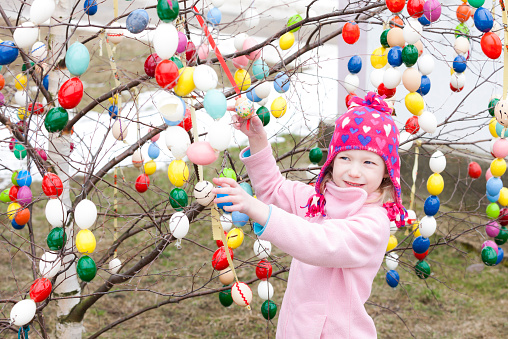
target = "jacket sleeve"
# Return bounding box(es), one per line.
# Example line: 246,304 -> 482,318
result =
258,204 -> 391,269
240,145 -> 315,215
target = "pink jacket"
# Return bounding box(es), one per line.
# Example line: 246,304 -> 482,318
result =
241,145 -> 390,339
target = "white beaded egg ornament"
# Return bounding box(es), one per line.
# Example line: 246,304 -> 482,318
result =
231,282 -> 253,307
235,97 -> 255,118
194,181 -> 215,206
495,99 -> 508,127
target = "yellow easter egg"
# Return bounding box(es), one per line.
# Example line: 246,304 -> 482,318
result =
174,67 -> 195,97
109,94 -> 119,105
144,160 -> 156,176
7,202 -> 22,220
405,92 -> 424,116
227,228 -> 244,249
499,187 -> 508,206
370,47 -> 388,69
168,160 -> 189,187
76,229 -> 96,254
412,222 -> 421,238
15,73 -> 27,91
17,107 -> 28,120
234,69 -> 251,91
491,158 -> 507,177
489,117 -> 499,138
427,173 -> 444,195
270,97 -> 287,118
279,32 -> 295,50
386,235 -> 398,252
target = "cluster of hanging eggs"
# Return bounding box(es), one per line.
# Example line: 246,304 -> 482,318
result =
2,170 -> 35,229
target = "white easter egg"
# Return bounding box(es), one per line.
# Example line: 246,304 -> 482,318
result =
429,150 -> 446,173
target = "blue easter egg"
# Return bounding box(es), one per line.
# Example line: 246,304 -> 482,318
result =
17,170 -> 32,187
217,193 -> 233,211
12,219 -> 25,230
495,247 -> 504,265
347,55 -> 362,74
204,89 -> 227,120
416,75 -> 431,96
495,121 -> 505,137
487,191 -> 500,203
84,0 -> 98,15
239,182 -> 253,196
486,177 -> 503,196
43,75 -> 49,91
387,46 -> 403,67
0,41 -> 19,65
424,195 -> 440,216
207,7 -> 222,26
65,42 -> 90,76
246,86 -> 262,102
108,105 -> 118,119
413,236 -> 430,254
474,7 -> 493,33
452,55 -> 467,73
148,143 -> 161,159
232,211 -> 249,227
126,9 -> 149,34
274,72 -> 290,93
386,270 -> 399,288
418,15 -> 431,26
252,60 -> 269,80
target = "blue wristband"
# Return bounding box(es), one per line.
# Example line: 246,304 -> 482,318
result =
253,205 -> 272,236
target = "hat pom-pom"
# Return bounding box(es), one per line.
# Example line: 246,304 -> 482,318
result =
383,202 -> 407,228
302,193 -> 326,218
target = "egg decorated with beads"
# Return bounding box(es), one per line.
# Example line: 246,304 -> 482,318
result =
495,99 -> 508,127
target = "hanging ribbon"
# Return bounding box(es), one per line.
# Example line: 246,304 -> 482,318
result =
405,144 -> 419,235
114,167 -> 118,258
18,325 -> 29,339
501,0 -> 508,100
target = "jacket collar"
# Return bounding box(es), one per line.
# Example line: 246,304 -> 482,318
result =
322,182 -> 378,219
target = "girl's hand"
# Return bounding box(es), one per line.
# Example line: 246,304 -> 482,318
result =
232,114 -> 266,139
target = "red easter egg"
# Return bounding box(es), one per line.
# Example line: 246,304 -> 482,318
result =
28,102 -> 44,115
212,246 -> 234,270
58,77 -> 83,109
42,173 -> 63,197
185,41 -> 196,62
0,74 -> 4,90
345,93 -> 357,108
343,21 -> 360,44
144,53 -> 161,78
215,231 -> 228,247
155,60 -> 179,89
481,32 -> 502,60
377,83 -> 396,99
499,208 -> 508,226
407,0 -> 425,18
450,83 -> 463,92
456,4 -> 471,23
405,116 -> 420,134
30,278 -> 52,302
386,0 -> 406,13
135,174 -> 150,193
390,15 -> 404,28
413,249 -> 428,260
255,260 -> 273,280
468,162 -> 482,179
177,108 -> 193,132
9,185 -> 19,201
15,208 -> 30,225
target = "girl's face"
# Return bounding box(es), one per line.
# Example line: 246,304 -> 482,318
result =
332,150 -> 387,195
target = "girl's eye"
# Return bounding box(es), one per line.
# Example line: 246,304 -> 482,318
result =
339,156 -> 349,161
365,161 -> 376,165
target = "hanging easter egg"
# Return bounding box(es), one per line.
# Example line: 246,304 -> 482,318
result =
252,60 -> 269,80
232,54 -> 249,69
233,69 -> 251,91
165,126 -> 190,158
233,33 -> 249,51
185,41 -> 197,61
231,211 -> 249,227
386,0 -> 405,13
253,239 -> 272,259
380,29 -> 390,48
227,228 -> 244,249
419,215 -> 437,238
176,108 -> 192,132
174,67 -> 196,96
126,9 -> 149,34
144,160 -> 156,176
429,150 -> 446,173
42,173 -> 63,197
417,75 -> 431,96
10,299 -> 36,326
287,14 -> 303,32
405,92 -> 424,115
169,212 -> 190,239
168,160 -> 189,187
31,41 -> 47,61
132,149 -> 144,169
0,189 -> 10,203
256,259 -> 273,280
387,28 -> 404,48
257,280 -> 274,300
187,141 -> 219,165
378,83 -> 396,98
157,0 -> 179,22
486,177 -> 503,196
58,77 -> 83,109
221,214 -> 233,232
402,45 -> 418,67
386,253 -> 399,270
16,186 -> 32,206
423,0 -> 441,22
144,53 -> 162,78
204,89 -> 227,119
413,236 -> 430,254
30,278 -> 52,302
112,119 -> 129,141
457,3 -> 472,22
30,0 -> 55,24
208,120 -> 231,151
235,96 -> 255,118
255,82 -> 272,100
77,255 -> 96,282
492,20 -> 503,38
231,282 -> 252,307
146,143 -> 159,160
242,37 -> 261,60
76,229 -> 96,254
454,37 -> 469,57
9,186 -> 19,202
212,246 -> 234,270
193,65 -> 218,91
208,7 -> 223,26
370,68 -> 385,88
153,23 -> 179,59
481,246 -> 497,266
75,199 -> 97,230
450,72 -> 466,91
493,138 -> 508,158
407,0 -> 425,17
45,198 -> 67,227
135,174 -> 150,193
347,55 -> 362,74
371,47 -> 388,68
279,32 -> 295,50
156,93 -> 185,126
109,258 -> 122,274
387,46 -> 402,68
47,227 -> 66,251
194,181 -> 215,206
40,251 -> 62,278
481,32 -> 502,59
344,73 -> 359,94
467,161 -> 482,179
13,144 -> 27,160
405,116 -> 420,134
494,99 -> 508,127
402,68 -> 421,92
343,21 -> 360,44
427,173 -> 444,195
169,188 -> 188,211
386,269 -> 400,288
455,22 -> 471,39
415,260 -> 431,279
491,158 -> 507,177
16,170 -> 32,187
274,72 -> 290,93
219,287 -> 234,307
14,208 -> 30,226
243,7 -> 260,29
386,234 -> 398,251
271,97 -> 287,118
218,269 -> 234,286
417,55 -> 434,77
15,73 -> 27,91
0,41 -> 19,65
65,42 -> 90,76
13,22 -> 39,49
403,19 -> 422,44
474,7 -> 493,33
423,195 -> 440,216
155,60 -> 179,89
452,55 -> 467,74
84,0 -> 97,15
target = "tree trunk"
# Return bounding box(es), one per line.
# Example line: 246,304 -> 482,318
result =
48,0 -> 84,337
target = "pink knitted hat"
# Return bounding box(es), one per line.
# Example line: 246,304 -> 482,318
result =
303,92 -> 407,227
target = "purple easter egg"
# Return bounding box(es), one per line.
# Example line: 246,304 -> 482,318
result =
486,221 -> 500,238
423,0 -> 441,22
17,185 -> 32,206
0,92 -> 4,106
177,32 -> 187,53
482,240 -> 499,255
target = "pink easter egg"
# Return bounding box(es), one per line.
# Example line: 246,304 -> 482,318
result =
177,32 -> 188,53
486,221 -> 501,238
37,148 -> 47,161
197,44 -> 209,60
492,138 -> 508,159
232,55 -> 249,69
482,240 -> 499,255
9,137 -> 16,151
17,185 -> 32,206
486,168 -> 493,181
423,0 -> 441,23
148,127 -> 161,142
0,92 -> 4,106
186,141 -> 219,165
242,38 -> 261,60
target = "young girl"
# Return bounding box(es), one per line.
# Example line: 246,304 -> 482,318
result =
213,92 -> 407,338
